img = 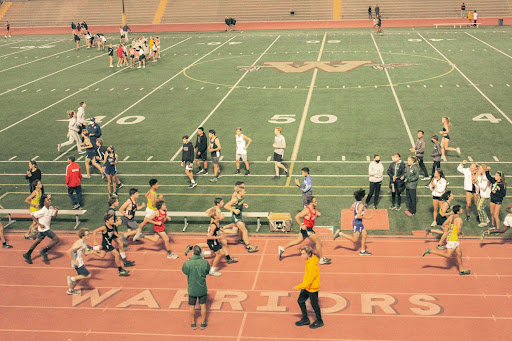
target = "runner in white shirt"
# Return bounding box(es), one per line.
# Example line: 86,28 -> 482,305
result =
66,228 -> 92,295
22,194 -> 60,264
57,110 -> 83,153
482,203 -> 512,239
234,127 -> 252,176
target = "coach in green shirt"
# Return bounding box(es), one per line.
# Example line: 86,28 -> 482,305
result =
182,245 -> 210,330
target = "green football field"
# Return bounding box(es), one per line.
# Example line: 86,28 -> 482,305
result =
0,27 -> 511,236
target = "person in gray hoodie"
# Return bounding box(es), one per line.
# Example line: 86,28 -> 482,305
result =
404,156 -> 420,216
426,135 -> 442,187
409,130 -> 429,180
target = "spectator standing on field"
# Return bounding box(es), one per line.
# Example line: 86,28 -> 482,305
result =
122,24 -> 131,42
473,10 -> 478,27
461,3 -> 466,18
468,10 -> 472,23
182,245 -> 210,330
404,156 -> 420,216
194,127 -> 208,175
368,6 -> 372,19
375,4 -> 380,17
410,130 -> 429,180
427,135 -> 442,186
295,167 -> 313,208
387,153 -> 405,210
26,160 -> 42,193
366,154 -> 383,209
66,156 -> 83,209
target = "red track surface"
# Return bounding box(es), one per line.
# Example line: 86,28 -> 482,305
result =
1,233 -> 511,340
7,17 -> 512,36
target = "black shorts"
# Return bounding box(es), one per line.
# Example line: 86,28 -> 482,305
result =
491,199 -> 502,205
432,196 -> 442,201
74,265 -> 90,277
274,152 -> 283,162
130,54 -> 134,58
189,294 -> 207,305
139,55 -> 146,61
102,238 -> 116,252
443,135 -> 450,140
108,52 -> 113,56
86,149 -> 96,159
207,240 -> 222,252
37,229 -> 56,240
74,35 -> 80,42
300,227 -> 315,239
436,216 -> 447,226
196,150 -> 207,161
121,34 -> 125,39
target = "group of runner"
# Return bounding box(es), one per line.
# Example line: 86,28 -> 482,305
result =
110,36 -> 160,68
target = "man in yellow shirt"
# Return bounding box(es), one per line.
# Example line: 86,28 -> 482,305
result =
422,205 -> 471,275
293,246 -> 324,329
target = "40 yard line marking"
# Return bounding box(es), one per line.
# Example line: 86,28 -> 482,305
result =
465,32 -> 512,60
371,34 -> 415,147
285,32 -> 327,186
418,33 -> 512,126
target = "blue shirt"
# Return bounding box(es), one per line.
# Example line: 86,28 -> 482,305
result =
301,175 -> 313,194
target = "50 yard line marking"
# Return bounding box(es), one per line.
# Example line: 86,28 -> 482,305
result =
371,34 -> 415,147
418,33 -> 512,126
285,32 -> 327,186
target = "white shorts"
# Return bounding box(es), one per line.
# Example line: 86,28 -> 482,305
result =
185,161 -> 193,171
145,207 -> 156,219
236,152 -> 247,162
446,241 -> 460,250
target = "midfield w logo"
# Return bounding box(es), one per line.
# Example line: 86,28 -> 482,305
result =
262,61 -> 374,73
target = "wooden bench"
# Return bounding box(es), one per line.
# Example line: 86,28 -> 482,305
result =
0,209 -> 87,230
434,23 -> 480,28
121,211 -> 270,232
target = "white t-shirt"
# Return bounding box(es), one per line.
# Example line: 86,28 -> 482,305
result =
477,175 -> 491,198
473,12 -> 478,20
32,206 -> 55,232
503,214 -> 512,227
71,239 -> 86,268
77,106 -> 86,125
236,134 -> 247,154
274,135 -> 285,155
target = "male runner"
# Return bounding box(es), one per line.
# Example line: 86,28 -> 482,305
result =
120,188 -> 145,242
234,127 -> 252,175
143,200 -> 179,259
272,127 -> 289,179
106,196 -> 135,267
278,196 -> 331,264
92,213 -> 130,276
223,186 -> 258,252
66,228 -> 92,295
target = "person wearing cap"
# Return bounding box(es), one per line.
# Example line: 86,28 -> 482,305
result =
182,245 -> 210,330
66,156 -> 83,209
87,117 -> 102,146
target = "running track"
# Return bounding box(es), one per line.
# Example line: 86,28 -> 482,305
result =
1,233 -> 511,340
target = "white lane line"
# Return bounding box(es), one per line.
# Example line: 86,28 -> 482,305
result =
0,173 -> 472,178
123,156 -> 130,161
317,155 -> 321,161
0,54 -> 105,96
418,33 -> 512,126
0,39 -> 65,58
32,156 -> 39,160
8,156 -> 16,161
147,156 -> 153,161
77,156 -> 84,161
266,156 -> 271,161
366,155 -> 370,161
468,156 -> 473,162
371,34 -> 415,147
285,32 -> 327,186
342,156 -> 346,161
0,40 -> 25,48
219,156 -> 224,161
0,68 -> 126,135
466,32 -> 512,60
0,46 -> 77,74
170,35 -> 281,161
493,156 -> 499,162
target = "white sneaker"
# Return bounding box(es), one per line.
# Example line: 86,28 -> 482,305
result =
319,257 -> 331,264
430,221 -> 437,227
278,246 -> 284,260
442,155 -> 447,162
109,65 -> 113,68
209,270 -> 222,276
138,66 -> 141,69
421,177 -> 430,181
167,252 -> 179,259
78,151 -> 85,154
83,175 -> 91,179
133,230 -> 142,242
67,276 -> 73,289
456,147 -> 461,156
478,222 -> 488,228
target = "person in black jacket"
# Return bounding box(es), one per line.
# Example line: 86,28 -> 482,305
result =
26,160 -> 43,194
194,127 -> 208,175
484,167 -> 506,229
182,136 -> 197,189
224,17 -> 230,31
387,153 -> 405,210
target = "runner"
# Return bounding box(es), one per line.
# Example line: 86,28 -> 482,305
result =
57,110 -> 83,154
278,196 -> 332,263
482,203 -> 512,239
142,200 -> 179,259
425,191 -> 454,250
181,135 -> 197,188
222,186 -> 258,253
457,160 -> 479,221
0,203 -> 13,248
106,196 -> 135,267
422,205 -> 471,276
22,194 -> 60,264
120,188 -> 145,243
484,167 -> 506,229
440,116 -> 461,161
194,127 -> 208,175
208,129 -> 222,182
91,213 -> 130,276
80,129 -> 94,179
272,127 -> 289,179
333,189 -> 372,256
66,228 -> 92,295
108,43 -> 114,67
234,127 -> 252,175
101,146 -> 119,197
24,179 -> 43,239
73,26 -> 80,49
203,207 -> 238,276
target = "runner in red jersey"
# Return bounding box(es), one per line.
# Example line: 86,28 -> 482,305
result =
278,196 -> 331,264
143,200 -> 179,259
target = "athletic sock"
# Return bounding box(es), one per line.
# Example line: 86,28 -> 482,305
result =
92,245 -> 101,251
120,252 -> 126,259
191,180 -> 196,184
226,255 -> 231,261
118,267 -> 123,271
70,277 -> 75,282
210,267 -> 216,272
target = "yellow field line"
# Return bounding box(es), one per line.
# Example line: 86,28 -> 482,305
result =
152,0 -> 168,24
0,2 -> 12,22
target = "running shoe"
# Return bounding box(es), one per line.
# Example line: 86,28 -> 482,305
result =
456,147 -> 461,156
227,257 -> 238,264
405,210 -> 413,216
40,250 -> 49,263
319,257 -> 331,264
430,221 -> 437,227
185,245 -> 193,256
82,175 -> 91,179
2,243 -> 13,248
271,175 -> 280,180
481,230 -> 489,240
209,177 -> 218,182
200,322 -> 208,330
57,144 -> 61,152
478,222 -> 488,228
209,270 -> 222,276
247,245 -> 258,253
118,269 -> 130,276
118,183 -> 124,189
133,230 -> 142,242
333,229 -> 342,240
191,323 -> 197,330
188,182 -> 197,189
23,253 -> 33,264
425,228 -> 431,236
295,318 -> 310,326
245,170 -> 250,175
389,205 -> 396,210
395,206 -> 401,211
359,250 -> 372,256
309,320 -> 324,329
196,169 -> 204,175
67,289 -> 80,296
422,248 -> 431,257
373,205 -> 378,209
466,215 -> 471,222
436,245 -> 446,250
278,246 -> 284,260
459,270 -> 471,275
123,260 -> 136,267
167,252 -> 179,259
285,170 -> 290,177
67,276 -> 73,289
238,239 -> 245,245
234,170 -> 241,174
421,177 -> 430,180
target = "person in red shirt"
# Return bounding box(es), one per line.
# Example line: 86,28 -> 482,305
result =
142,200 -> 179,259
66,156 -> 83,209
116,44 -> 124,67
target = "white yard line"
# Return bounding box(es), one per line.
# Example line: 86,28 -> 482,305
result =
285,32 -> 327,186
465,32 -> 512,60
0,39 -> 65,58
0,47 -> 77,74
0,68 -> 126,135
371,34 -> 415,147
170,35 -> 282,161
418,33 -> 512,126
0,54 -> 105,97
